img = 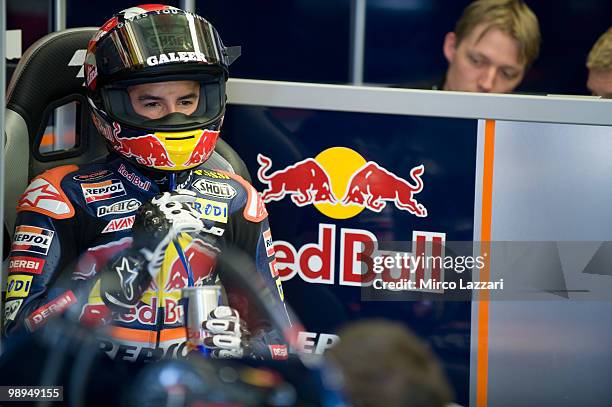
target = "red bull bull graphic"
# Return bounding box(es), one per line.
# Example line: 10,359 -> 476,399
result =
342,162 -> 427,217
183,129 -> 220,167
114,133 -> 175,168
257,154 -> 337,206
91,117 -> 175,168
256,147 -> 427,219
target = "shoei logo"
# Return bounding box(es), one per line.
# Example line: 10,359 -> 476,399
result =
257,147 -> 427,220
146,52 -> 208,66
192,179 -> 237,199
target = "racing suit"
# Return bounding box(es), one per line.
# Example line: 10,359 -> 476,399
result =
3,154 -> 288,362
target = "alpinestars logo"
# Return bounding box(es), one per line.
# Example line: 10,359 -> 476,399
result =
116,257 -> 138,302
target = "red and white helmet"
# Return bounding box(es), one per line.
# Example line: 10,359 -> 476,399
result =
84,4 -> 240,172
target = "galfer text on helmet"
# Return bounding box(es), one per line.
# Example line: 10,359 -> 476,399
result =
146,52 -> 208,67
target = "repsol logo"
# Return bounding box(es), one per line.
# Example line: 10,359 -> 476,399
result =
86,184 -> 123,195
100,340 -> 188,362
14,233 -> 50,245
82,179 -> 126,203
11,226 -> 54,255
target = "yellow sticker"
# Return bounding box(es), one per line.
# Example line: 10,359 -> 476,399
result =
275,278 -> 285,302
6,274 -> 33,299
194,169 -> 230,179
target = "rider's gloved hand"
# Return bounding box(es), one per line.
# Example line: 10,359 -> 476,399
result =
100,190 -> 205,311
202,306 -> 251,359
202,306 -> 290,360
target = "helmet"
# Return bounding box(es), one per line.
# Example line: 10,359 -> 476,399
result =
84,4 -> 240,172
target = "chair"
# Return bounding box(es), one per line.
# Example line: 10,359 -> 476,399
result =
3,28 -> 251,250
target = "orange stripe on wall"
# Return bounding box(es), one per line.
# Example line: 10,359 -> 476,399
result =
476,120 -> 496,407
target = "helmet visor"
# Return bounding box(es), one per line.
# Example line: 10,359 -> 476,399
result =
95,10 -> 229,78
101,72 -> 225,131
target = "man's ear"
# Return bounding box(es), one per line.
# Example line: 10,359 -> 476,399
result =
443,32 -> 457,63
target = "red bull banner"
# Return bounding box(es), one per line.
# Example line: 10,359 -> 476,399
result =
222,106 -> 478,405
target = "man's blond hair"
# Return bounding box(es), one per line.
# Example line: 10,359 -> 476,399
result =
587,27 -> 612,71
454,0 -> 541,67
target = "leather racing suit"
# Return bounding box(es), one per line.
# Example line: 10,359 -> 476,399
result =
3,154 -> 288,362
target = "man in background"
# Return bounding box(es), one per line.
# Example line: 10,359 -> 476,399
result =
441,0 -> 540,93
327,320 -> 453,407
586,27 -> 612,98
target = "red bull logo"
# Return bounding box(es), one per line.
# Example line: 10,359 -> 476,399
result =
342,162 -> 427,217
183,129 -> 220,167
114,133 -> 175,168
274,223 -> 445,288
257,154 -> 337,206
256,147 -> 428,219
92,118 -> 175,168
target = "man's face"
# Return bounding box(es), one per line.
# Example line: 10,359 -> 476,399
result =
128,80 -> 200,119
443,24 -> 526,93
587,69 -> 612,98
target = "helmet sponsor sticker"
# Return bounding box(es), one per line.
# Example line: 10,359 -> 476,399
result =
192,179 -> 237,199
6,274 -> 33,299
4,299 -> 23,322
8,256 -> 45,274
11,226 -> 54,255
18,178 -> 73,217
118,164 -> 151,191
263,228 -> 274,257
97,198 -> 141,217
193,169 -> 230,179
146,52 -> 208,66
82,179 -> 126,203
192,198 -> 228,223
25,290 -> 77,332
73,169 -> 112,182
102,215 -> 135,233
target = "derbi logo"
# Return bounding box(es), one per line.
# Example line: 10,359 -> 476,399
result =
8,256 -> 45,274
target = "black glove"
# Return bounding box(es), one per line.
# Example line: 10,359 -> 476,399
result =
100,190 -> 205,311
